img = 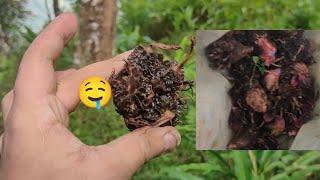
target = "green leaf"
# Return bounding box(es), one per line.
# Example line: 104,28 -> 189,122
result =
269,173 -> 290,180
291,165 -> 320,179
160,168 -> 203,180
232,151 -> 251,180
284,165 -> 301,175
259,151 -> 274,172
281,154 -> 296,164
210,151 -> 234,174
264,161 -> 286,173
252,56 -> 266,74
296,151 -> 320,165
252,56 -> 260,64
178,163 -> 224,174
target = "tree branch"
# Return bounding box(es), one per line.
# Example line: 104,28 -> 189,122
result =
53,0 -> 60,17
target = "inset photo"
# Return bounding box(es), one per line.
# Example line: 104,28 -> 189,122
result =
196,30 -> 320,150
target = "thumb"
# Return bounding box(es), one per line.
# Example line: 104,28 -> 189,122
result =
95,126 -> 181,178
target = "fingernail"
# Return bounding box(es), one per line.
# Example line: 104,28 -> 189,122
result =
164,131 -> 181,151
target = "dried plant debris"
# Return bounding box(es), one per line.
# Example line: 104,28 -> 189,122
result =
205,30 -> 319,150
109,38 -> 195,131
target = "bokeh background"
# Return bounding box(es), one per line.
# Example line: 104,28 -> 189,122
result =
1,0 -> 320,179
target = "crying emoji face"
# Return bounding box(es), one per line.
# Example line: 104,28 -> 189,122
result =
79,77 -> 112,109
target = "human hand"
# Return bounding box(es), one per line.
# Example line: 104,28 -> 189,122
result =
0,13 -> 180,179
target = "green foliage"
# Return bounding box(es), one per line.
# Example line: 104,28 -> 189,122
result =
119,0 -> 320,37
0,55 -> 19,131
0,0 -> 28,29
0,0 -> 29,54
70,103 -> 128,145
21,24 -> 76,70
146,151 -> 320,179
115,26 -> 152,53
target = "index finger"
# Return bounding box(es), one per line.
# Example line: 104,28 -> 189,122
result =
14,13 -> 78,103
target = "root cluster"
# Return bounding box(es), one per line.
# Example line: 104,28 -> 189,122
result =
110,39 -> 195,131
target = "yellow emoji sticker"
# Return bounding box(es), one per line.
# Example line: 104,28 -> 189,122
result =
79,76 -> 112,109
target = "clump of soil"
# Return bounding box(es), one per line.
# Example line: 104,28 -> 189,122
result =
109,38 -> 195,131
205,30 -> 319,150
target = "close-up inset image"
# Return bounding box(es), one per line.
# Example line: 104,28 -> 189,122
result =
197,30 -> 320,150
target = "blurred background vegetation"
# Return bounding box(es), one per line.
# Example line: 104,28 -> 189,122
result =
1,0 -> 320,179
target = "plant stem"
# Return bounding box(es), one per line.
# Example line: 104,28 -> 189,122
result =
248,150 -> 258,177
178,37 -> 195,70
250,65 -> 256,88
